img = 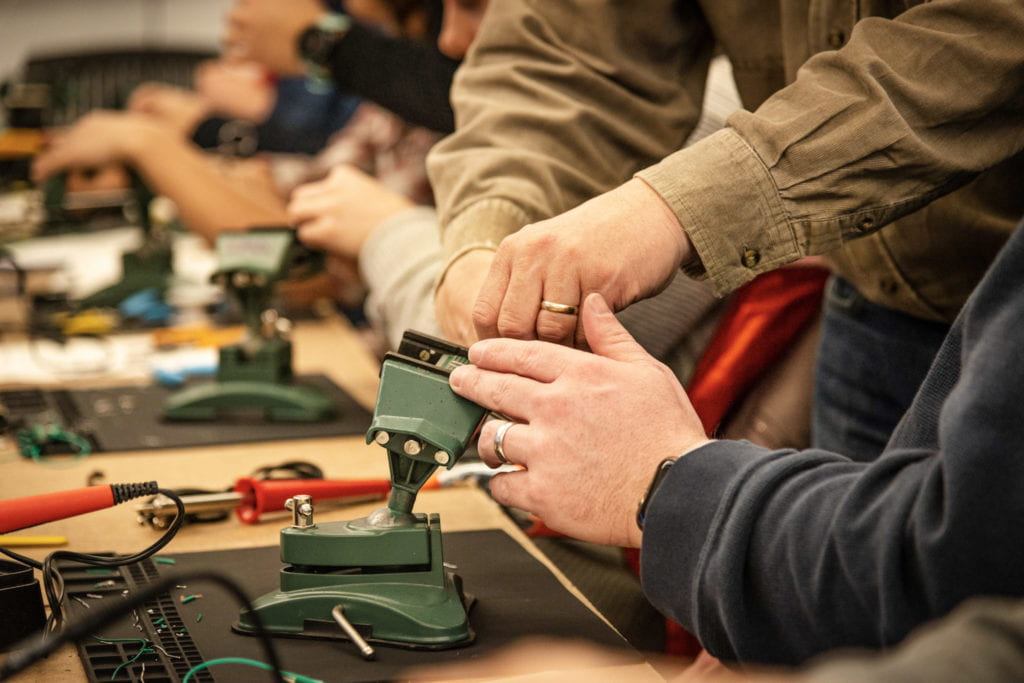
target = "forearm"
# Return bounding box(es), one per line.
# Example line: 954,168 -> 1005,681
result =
359,207 -> 444,350
329,23 -> 458,133
640,0 -> 1024,296
126,134 -> 287,243
428,0 -> 711,260
642,244 -> 1024,665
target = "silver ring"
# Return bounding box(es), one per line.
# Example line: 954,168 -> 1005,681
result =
493,420 -> 515,465
540,300 -> 579,315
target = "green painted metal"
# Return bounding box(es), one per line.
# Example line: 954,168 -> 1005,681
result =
78,247 -> 172,309
235,514 -> 473,648
162,380 -> 333,421
367,356 -> 486,515
163,229 -> 332,422
280,514 -> 432,567
237,331 -> 486,648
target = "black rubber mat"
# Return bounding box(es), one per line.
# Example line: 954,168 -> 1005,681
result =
60,529 -> 637,682
1,374 -> 372,454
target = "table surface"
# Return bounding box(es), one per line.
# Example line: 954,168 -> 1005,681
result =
0,316 -> 661,682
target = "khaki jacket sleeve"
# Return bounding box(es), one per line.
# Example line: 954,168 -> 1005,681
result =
427,0 -> 713,262
639,0 -> 1024,295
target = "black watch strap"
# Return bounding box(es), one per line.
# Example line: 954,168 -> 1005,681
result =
636,458 -> 676,531
298,13 -> 352,70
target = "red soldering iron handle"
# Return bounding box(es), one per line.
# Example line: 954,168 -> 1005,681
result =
231,477 -> 392,523
0,482 -> 159,534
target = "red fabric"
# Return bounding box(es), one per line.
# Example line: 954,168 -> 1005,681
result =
654,266 -> 828,656
686,267 -> 829,435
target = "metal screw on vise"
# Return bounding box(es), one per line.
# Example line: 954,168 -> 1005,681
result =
434,451 -> 450,465
403,439 -> 422,456
374,431 -> 391,446
285,495 -> 314,528
332,605 -> 375,660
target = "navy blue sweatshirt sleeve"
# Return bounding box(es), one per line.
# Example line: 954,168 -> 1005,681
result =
641,221 -> 1024,666
327,22 -> 458,133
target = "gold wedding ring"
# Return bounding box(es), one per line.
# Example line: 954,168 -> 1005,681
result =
540,300 -> 579,315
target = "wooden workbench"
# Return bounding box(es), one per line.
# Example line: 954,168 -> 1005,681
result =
0,316 -> 662,682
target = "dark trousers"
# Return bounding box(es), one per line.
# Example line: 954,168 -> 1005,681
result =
811,276 -> 949,462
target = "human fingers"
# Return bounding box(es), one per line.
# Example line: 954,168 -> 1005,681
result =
496,255 -> 545,340
580,293 -> 655,364
491,227 -> 582,346
294,216 -> 336,250
476,416 -> 535,469
437,250 -> 493,345
536,275 -> 582,347
448,364 -> 541,426
285,181 -> 333,223
466,337 -> 574,384
31,150 -> 62,182
482,469 -> 532,513
472,247 -> 512,340
31,136 -> 88,182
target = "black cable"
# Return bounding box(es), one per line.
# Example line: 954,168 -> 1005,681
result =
0,488 -> 188,633
0,569 -> 285,683
250,460 -> 324,481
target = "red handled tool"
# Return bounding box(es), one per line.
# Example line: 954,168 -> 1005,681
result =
135,477 -> 393,529
0,482 -> 159,534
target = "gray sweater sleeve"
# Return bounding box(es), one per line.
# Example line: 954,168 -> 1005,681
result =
800,598 -> 1024,683
358,206 -> 443,351
640,221 -> 1024,665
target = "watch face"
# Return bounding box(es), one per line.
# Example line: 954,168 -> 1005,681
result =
300,28 -> 333,66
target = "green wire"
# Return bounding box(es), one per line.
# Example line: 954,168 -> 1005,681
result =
110,646 -> 153,680
16,424 -> 91,466
95,638 -> 153,681
182,657 -> 323,683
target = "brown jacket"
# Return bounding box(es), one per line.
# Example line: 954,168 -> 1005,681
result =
428,0 -> 1024,322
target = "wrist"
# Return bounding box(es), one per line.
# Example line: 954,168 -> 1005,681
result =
119,119 -> 159,162
435,245 -> 497,294
635,457 -> 676,537
296,12 -> 351,85
628,177 -> 691,269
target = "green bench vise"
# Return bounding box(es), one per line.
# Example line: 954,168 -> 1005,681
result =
43,171 -> 173,310
234,331 -> 486,651
163,227 -> 333,422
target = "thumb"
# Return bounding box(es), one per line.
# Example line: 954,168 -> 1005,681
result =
581,293 -> 652,364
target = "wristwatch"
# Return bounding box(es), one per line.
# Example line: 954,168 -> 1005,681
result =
636,458 -> 676,531
297,12 -> 352,81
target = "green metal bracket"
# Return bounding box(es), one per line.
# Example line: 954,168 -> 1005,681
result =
44,171 -> 175,309
163,228 -> 332,422
237,331 -> 487,650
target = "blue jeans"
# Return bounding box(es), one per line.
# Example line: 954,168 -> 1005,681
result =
812,277 -> 949,462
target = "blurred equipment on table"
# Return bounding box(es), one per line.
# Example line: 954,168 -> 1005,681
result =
163,227 -> 334,421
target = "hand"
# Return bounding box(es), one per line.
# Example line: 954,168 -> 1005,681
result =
474,178 -> 691,348
402,637 -> 673,682
288,164 -> 415,260
223,0 -> 323,76
448,293 -> 711,548
128,82 -> 209,136
193,59 -> 275,122
435,248 -> 495,345
31,111 -> 162,182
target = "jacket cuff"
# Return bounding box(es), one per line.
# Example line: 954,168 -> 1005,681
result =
640,440 -> 772,630
635,128 -> 802,296
437,197 -> 534,290
440,197 -> 533,258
